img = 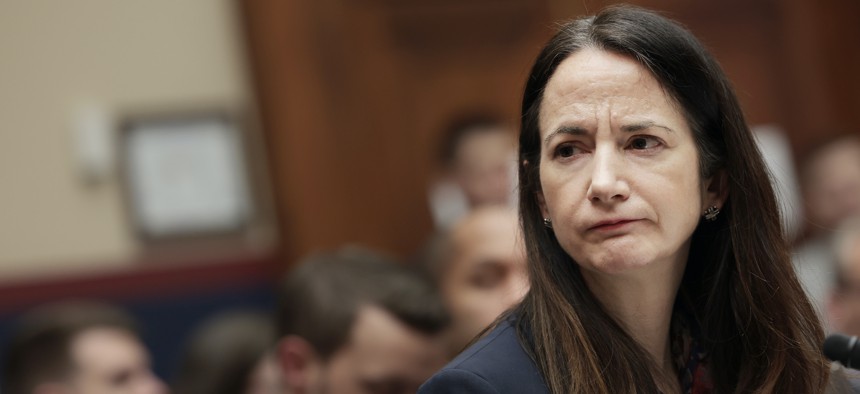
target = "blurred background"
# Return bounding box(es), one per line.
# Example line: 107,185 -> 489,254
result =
1,0 -> 858,383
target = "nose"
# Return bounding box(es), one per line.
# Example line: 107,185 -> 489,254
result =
586,146 -> 630,203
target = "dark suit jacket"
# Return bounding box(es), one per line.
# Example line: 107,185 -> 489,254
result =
420,318 -> 860,393
419,319 -> 548,394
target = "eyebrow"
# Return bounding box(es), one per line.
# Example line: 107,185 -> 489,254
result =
543,121 -> 675,148
543,125 -> 587,148
621,121 -> 675,134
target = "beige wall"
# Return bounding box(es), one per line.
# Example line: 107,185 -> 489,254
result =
0,1 -> 253,279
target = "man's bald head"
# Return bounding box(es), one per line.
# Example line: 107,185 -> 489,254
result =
421,206 -> 528,355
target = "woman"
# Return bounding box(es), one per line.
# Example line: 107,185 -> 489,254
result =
419,5 -> 835,394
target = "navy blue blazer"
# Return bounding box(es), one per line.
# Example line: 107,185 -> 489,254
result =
420,319 -> 860,393
419,319 -> 548,394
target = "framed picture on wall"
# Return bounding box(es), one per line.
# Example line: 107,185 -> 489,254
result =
120,111 -> 253,241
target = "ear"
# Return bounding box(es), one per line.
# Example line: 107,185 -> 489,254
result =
537,191 -> 549,219
703,169 -> 729,209
278,335 -> 322,393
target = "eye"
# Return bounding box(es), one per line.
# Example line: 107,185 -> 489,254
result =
469,262 -> 505,289
554,143 -> 580,158
109,370 -> 133,387
628,136 -> 662,150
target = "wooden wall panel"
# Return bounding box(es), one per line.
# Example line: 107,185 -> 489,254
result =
779,0 -> 860,157
241,0 -> 552,266
242,0 -> 860,267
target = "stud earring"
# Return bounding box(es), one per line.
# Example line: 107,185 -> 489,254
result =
703,206 -> 720,221
543,218 -> 553,228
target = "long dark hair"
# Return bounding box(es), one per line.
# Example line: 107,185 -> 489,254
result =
515,5 -> 829,393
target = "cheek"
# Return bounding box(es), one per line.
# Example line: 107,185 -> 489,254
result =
442,275 -> 480,314
448,283 -> 489,312
538,168 -> 582,214
649,190 -> 702,249
650,158 -> 705,214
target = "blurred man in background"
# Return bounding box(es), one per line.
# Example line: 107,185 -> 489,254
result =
1,300 -> 166,394
428,113 -> 518,229
828,218 -> 860,336
802,135 -> 860,235
419,206 -> 528,356
276,247 -> 448,394
794,134 -> 860,324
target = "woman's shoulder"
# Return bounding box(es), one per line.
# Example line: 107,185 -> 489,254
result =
418,319 -> 548,394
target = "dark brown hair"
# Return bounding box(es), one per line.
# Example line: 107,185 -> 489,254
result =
1,301 -> 138,394
276,246 -> 449,358
515,5 -> 829,393
172,311 -> 276,394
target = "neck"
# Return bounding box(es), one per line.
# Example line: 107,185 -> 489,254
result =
582,258 -> 686,372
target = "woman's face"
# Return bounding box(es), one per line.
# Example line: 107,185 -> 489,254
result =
537,48 -> 720,277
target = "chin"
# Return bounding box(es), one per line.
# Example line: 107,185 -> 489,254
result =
569,242 -> 651,274
590,257 -> 654,275
575,246 -> 660,275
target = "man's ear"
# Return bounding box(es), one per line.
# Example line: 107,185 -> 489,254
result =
278,335 -> 322,393
704,169 -> 729,209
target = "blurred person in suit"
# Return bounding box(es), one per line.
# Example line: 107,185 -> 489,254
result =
1,300 -> 167,394
172,310 -> 282,394
275,247 -> 448,394
795,134 -> 860,325
419,205 -> 528,356
802,135 -> 860,236
428,113 -> 518,228
828,218 -> 860,337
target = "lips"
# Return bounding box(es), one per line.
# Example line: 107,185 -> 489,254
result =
587,218 -> 641,231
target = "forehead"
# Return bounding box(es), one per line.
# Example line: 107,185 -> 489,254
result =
548,48 -> 650,92
538,48 -> 677,134
69,327 -> 146,371
454,208 -> 517,240
809,141 -> 860,173
451,211 -> 521,259
454,131 -> 514,165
